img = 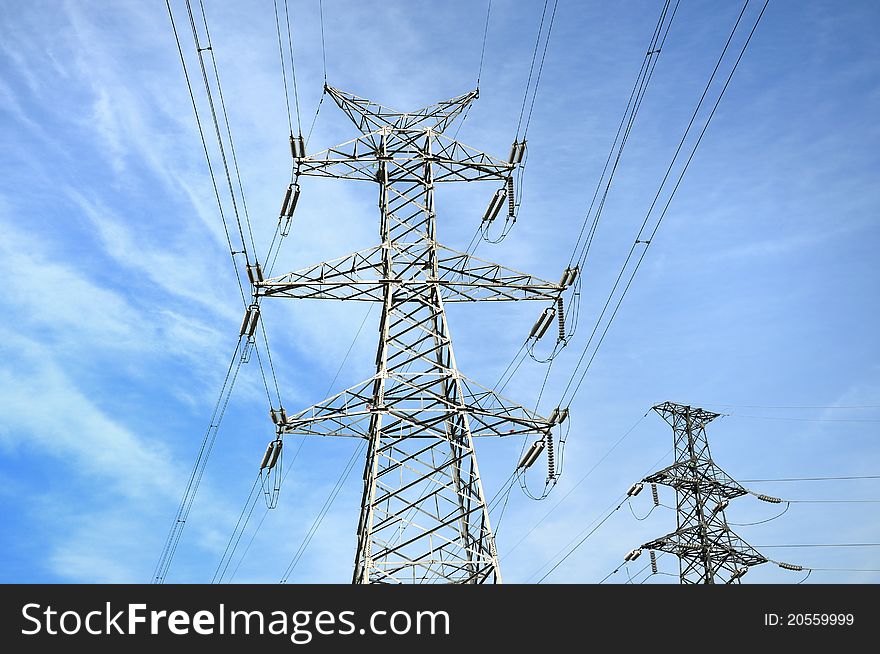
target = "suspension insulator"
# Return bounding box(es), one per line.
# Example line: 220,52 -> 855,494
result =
239,304 -> 260,337
556,296 -> 566,342
508,139 -> 526,165
778,562 -> 803,572
279,184 -> 293,216
650,550 -> 658,574
627,482 -> 644,497
624,548 -> 642,562
757,493 -> 782,504
482,188 -> 507,223
557,268 -> 570,287
290,134 -> 306,159
517,439 -> 545,470
546,431 -> 555,479
506,176 -> 515,218
529,307 -> 556,340
266,439 -> 283,470
282,183 -> 301,218
259,441 -> 275,470
246,262 -> 264,285
270,406 -> 288,426
651,483 -> 659,506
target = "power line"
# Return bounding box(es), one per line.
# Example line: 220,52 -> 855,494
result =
272,0 -> 294,136
729,414 -> 880,423
502,413 -> 650,558
186,0 -> 256,265
156,0 -> 287,583
164,0 -> 247,307
480,0 -> 679,445
152,338 -> 246,583
703,403 -> 880,410
222,305 -> 375,581
758,543 -> 880,548
567,0 -> 678,274
558,0 -> 770,408
279,441 -> 366,583
728,502 -> 790,526
212,475 -> 261,583
476,0 -> 492,88
521,0 -> 558,139
318,0 -> 327,82
535,498 -> 625,583
514,0 -> 551,138
787,499 -> 880,504
282,0 -> 302,135
804,567 -> 880,572
513,1 -> 679,444
742,475 -> 880,482
520,446 -> 673,582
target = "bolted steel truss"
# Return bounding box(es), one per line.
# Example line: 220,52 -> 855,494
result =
257,85 -> 564,584
636,401 -> 766,584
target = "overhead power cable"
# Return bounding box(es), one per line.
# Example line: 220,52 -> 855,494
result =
156,0 -> 285,583
187,0 -> 257,264
153,338 -> 245,583
521,0 -> 558,139
273,0 -> 295,136
476,0 -> 492,89
222,306 -> 375,581
521,447 -> 673,582
566,0 -> 678,273
514,0 -> 551,139
534,497 -> 625,583
700,403 -> 880,410
557,0 -> 770,409
282,0 -> 302,135
318,0 -> 328,82
728,414 -> 880,423
279,441 -> 366,583
477,0 -> 679,422
758,543 -> 880,549
502,412 -> 650,558
741,475 -> 880,482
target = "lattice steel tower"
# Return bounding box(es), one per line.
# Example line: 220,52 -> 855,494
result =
255,86 -> 567,583
632,401 -> 767,584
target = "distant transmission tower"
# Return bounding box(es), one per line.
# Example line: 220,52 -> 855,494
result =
255,86 -> 570,583
627,401 -> 767,584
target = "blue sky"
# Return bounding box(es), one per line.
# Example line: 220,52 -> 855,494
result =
0,0 -> 878,584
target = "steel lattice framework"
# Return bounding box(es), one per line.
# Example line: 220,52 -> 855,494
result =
637,401 -> 767,584
257,86 -> 563,584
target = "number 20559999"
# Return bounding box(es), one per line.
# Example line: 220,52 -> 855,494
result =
764,613 -> 854,626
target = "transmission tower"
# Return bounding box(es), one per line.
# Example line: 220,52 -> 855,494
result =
255,85 -> 570,584
627,401 -> 767,584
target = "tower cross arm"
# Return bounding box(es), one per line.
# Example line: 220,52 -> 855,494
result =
294,130 -> 515,183
277,374 -> 556,440
643,463 -> 748,500
642,528 -> 768,568
255,244 -> 564,302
